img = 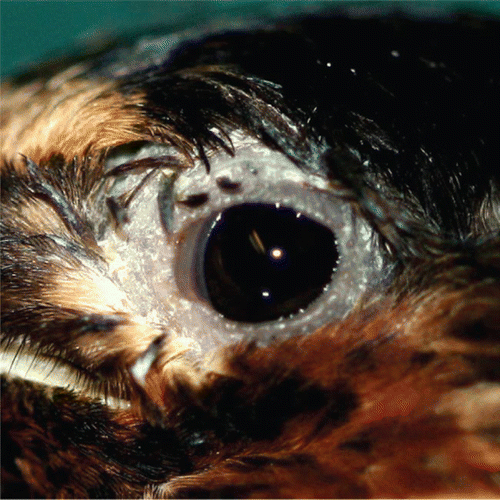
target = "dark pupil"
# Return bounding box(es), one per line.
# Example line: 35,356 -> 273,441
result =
202,203 -> 339,322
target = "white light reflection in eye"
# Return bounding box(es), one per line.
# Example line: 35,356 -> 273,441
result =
270,247 -> 285,260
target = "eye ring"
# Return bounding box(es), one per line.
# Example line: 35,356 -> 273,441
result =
172,180 -> 382,348
100,137 -> 385,351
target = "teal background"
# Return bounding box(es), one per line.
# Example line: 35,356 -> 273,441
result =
2,1 -> 499,77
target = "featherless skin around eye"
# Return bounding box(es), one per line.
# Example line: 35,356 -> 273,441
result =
1,6 -> 500,499
94,136 -> 385,353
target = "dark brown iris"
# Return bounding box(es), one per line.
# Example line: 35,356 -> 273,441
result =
202,203 -> 339,322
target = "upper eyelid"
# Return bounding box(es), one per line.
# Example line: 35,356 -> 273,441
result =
102,146 -> 400,255
101,127 -> 434,264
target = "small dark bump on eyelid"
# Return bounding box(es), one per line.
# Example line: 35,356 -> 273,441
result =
216,177 -> 242,192
177,193 -> 210,208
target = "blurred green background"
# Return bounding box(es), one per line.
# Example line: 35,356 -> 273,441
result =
2,1 -> 499,77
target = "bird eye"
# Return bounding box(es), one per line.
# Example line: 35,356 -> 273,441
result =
102,135 -> 384,352
198,202 -> 339,323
